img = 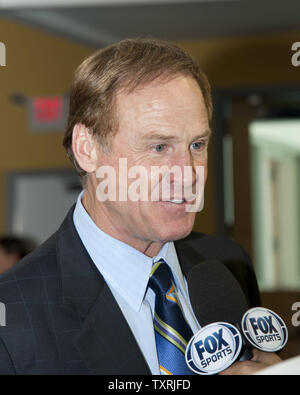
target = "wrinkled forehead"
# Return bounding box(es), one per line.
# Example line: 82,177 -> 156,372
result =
114,75 -> 208,128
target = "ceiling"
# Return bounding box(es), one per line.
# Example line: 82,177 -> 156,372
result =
1,0 -> 300,47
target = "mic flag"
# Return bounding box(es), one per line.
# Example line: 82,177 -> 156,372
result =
241,307 -> 288,352
185,322 -> 242,375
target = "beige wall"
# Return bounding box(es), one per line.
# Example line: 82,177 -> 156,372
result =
180,31 -> 300,87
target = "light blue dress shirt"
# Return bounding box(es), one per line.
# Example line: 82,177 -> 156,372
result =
73,191 -> 200,374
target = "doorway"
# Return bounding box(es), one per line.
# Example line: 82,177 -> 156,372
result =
213,86 -> 300,359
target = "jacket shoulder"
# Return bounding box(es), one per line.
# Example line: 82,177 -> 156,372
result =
182,231 -> 249,261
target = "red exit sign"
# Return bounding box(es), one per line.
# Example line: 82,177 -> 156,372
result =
33,97 -> 63,123
29,96 -> 68,132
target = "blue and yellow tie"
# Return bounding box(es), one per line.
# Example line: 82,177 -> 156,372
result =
149,259 -> 194,375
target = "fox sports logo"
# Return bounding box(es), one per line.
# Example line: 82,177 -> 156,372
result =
242,307 -> 288,352
185,322 -> 242,375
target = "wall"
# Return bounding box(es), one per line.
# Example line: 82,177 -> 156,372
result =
0,18 -> 93,233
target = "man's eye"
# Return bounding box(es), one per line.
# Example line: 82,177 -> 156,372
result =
153,144 -> 166,152
191,141 -> 206,151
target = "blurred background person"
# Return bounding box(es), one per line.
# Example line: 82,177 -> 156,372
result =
0,236 -> 34,274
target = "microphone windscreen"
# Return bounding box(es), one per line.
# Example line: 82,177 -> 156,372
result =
187,260 -> 249,327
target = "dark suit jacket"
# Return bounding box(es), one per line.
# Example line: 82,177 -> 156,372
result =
0,206 -> 260,375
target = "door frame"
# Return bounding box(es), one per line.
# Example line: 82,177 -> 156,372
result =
212,84 -> 300,238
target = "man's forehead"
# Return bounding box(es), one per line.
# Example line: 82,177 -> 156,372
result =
117,75 -> 201,102
115,75 -> 206,119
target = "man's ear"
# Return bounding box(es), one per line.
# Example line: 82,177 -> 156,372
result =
72,123 -> 98,174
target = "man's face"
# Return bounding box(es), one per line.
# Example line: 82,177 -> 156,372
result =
90,75 -> 210,255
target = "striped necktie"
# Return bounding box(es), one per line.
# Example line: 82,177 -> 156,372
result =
149,259 -> 194,375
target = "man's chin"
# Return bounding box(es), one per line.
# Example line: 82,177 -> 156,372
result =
157,223 -> 194,243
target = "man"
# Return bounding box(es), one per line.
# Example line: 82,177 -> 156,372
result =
0,38 -> 280,375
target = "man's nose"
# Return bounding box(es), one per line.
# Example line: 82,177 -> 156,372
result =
167,152 -> 197,191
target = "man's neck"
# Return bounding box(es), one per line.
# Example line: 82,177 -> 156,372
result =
81,188 -> 164,258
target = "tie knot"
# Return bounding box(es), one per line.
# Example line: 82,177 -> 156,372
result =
149,259 -> 173,296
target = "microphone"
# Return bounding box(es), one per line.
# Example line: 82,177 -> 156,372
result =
186,260 -> 249,326
185,260 -> 288,375
185,260 -> 251,374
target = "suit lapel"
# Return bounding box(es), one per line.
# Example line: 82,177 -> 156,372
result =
75,285 -> 150,375
56,206 -> 151,375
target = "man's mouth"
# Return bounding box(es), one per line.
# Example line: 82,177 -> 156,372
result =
165,198 -> 185,204
160,197 -> 196,205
